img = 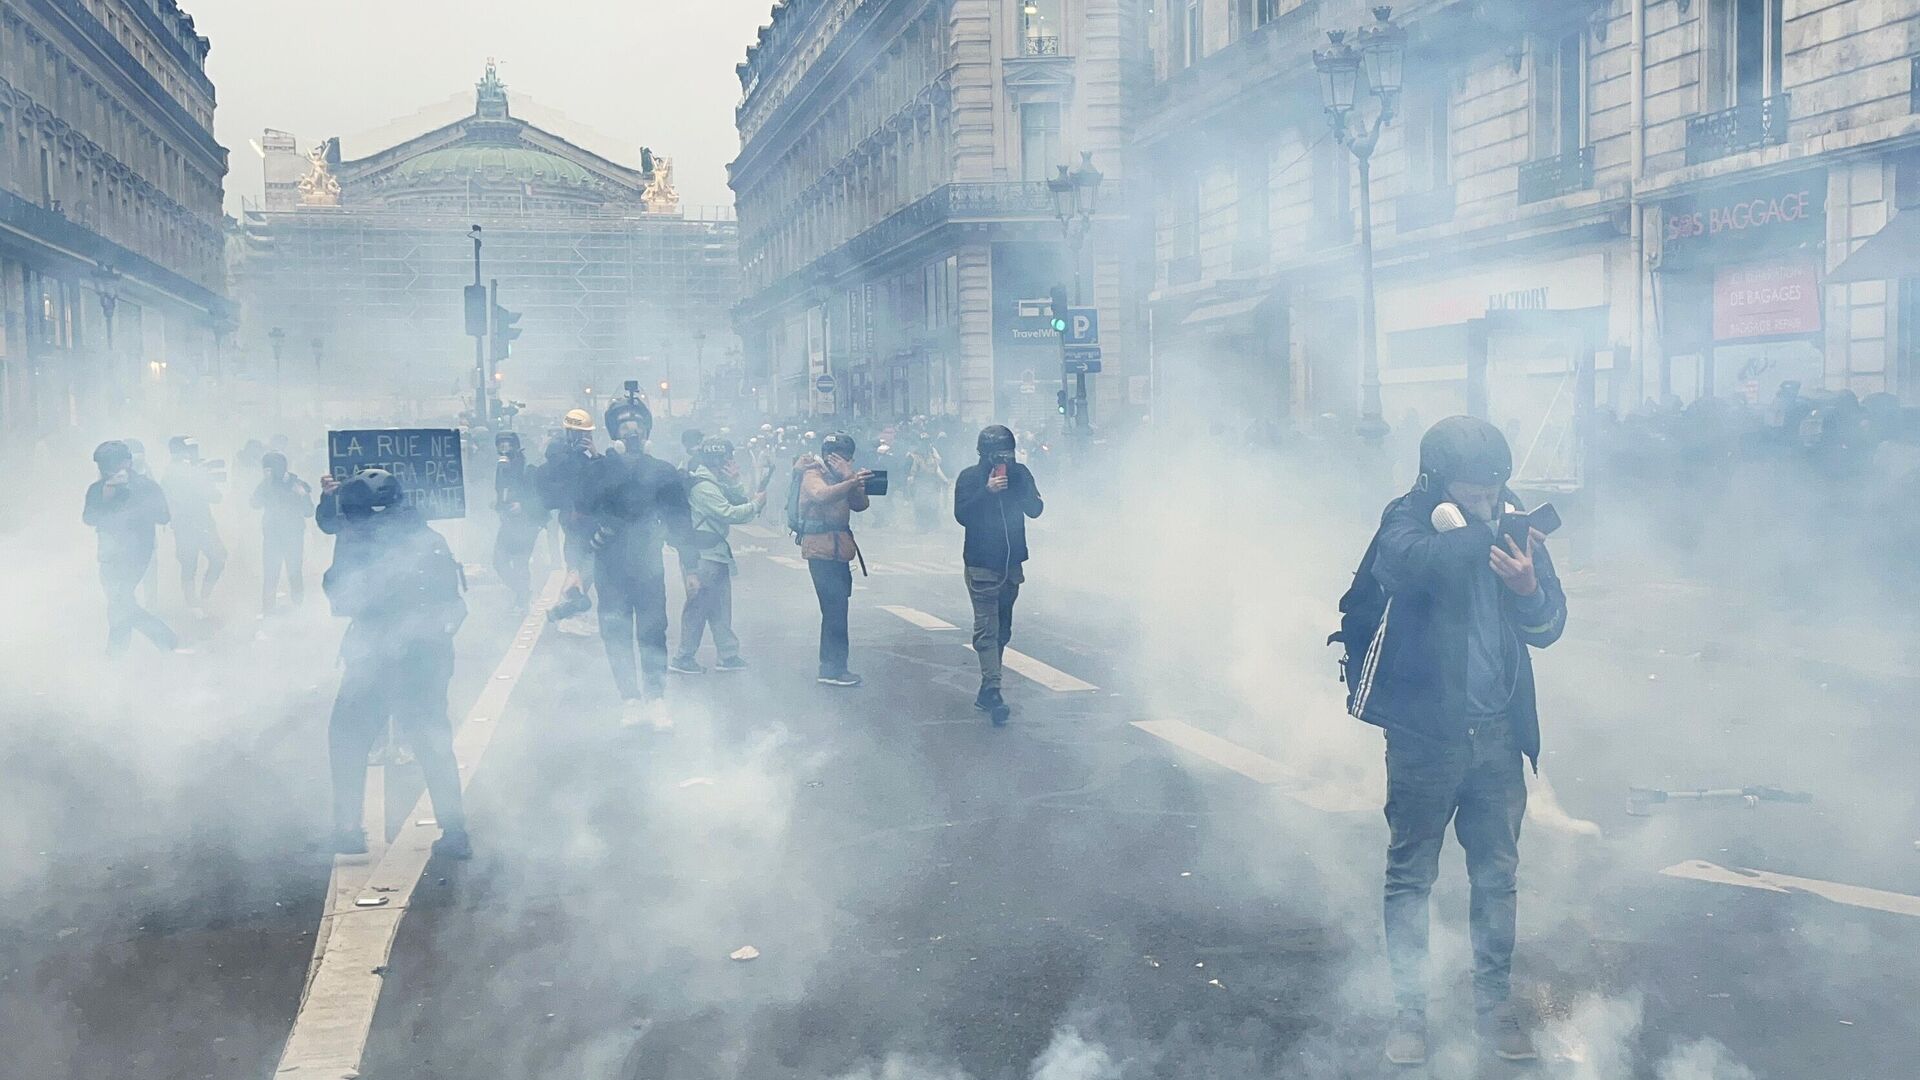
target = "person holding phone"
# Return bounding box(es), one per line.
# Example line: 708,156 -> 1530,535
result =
796,431 -> 871,687
952,425 -> 1043,725
84,441 -> 180,654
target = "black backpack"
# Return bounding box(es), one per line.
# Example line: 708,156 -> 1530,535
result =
1328,532 -> 1389,714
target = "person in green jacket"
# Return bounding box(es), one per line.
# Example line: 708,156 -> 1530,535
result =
670,439 -> 765,674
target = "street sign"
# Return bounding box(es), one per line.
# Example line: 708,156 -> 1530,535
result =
1063,356 -> 1104,375
1065,307 -> 1099,346
327,428 -> 467,520
814,373 -> 837,395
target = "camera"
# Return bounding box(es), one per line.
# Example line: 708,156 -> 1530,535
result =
624,379 -> 641,394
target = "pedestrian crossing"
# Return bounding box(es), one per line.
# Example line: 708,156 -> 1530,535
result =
763,553 -> 962,577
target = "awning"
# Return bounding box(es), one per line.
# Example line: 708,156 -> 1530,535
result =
1180,295 -> 1269,327
1828,211 -> 1920,284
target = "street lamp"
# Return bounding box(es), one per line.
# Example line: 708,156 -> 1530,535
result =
268,326 -> 287,416
1314,5 -> 1406,447
93,264 -> 122,409
1047,151 -> 1103,305
660,379 -> 673,417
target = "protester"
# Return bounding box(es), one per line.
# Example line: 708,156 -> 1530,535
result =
672,438 -> 764,674
84,440 -> 180,654
163,435 -> 226,614
1342,416 -> 1567,1066
251,450 -> 313,614
538,409 -> 600,630
952,425 -> 1043,724
491,431 -> 547,613
794,431 -> 871,687
317,469 -> 470,860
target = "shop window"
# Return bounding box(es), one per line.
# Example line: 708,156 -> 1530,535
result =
1707,0 -> 1784,108
1532,31 -> 1586,159
1021,1 -> 1062,56
1020,102 -> 1061,182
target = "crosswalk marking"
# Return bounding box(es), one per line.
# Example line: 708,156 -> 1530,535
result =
1659,860 -> 1920,919
1130,720 -> 1376,813
996,646 -> 1099,693
879,605 -> 958,631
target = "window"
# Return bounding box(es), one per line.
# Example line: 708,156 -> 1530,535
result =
1235,0 -> 1283,38
1404,70 -> 1451,191
1184,1 -> 1203,68
1708,0 -> 1784,108
1021,1 -> 1062,56
1533,31 -> 1586,158
1020,102 -> 1061,182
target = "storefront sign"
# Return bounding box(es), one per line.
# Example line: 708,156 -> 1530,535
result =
1379,253 -> 1607,336
1712,259 -> 1822,341
1662,169 -> 1826,269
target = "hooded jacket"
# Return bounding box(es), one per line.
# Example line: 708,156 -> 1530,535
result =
685,462 -> 759,568
796,454 -> 868,562
1349,484 -> 1568,767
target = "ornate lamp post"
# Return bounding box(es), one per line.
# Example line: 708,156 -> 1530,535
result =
1046,152 -> 1103,305
1314,6 -> 1406,447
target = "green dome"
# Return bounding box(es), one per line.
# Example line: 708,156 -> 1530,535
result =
391,144 -> 596,188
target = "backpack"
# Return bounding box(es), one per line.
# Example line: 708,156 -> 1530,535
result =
784,465 -> 807,544
1328,531 -> 1390,715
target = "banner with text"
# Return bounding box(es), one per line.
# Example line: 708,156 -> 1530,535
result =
327,428 -> 467,520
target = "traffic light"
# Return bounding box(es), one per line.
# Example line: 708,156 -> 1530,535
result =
490,302 -> 522,361
463,284 -> 488,338
1047,286 -> 1071,334
1056,388 -> 1069,415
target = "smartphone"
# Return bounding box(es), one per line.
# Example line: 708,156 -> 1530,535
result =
865,469 -> 889,496
992,464 -> 1008,482
1500,503 -> 1562,543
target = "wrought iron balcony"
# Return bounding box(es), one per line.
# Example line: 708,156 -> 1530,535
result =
1023,34 -> 1061,57
1685,94 -> 1790,165
1517,146 -> 1594,205
1395,185 -> 1456,232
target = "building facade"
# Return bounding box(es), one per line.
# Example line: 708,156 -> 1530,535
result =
730,0 -> 1151,428
1138,0 -> 1920,481
234,64 -> 739,416
0,0 -> 228,452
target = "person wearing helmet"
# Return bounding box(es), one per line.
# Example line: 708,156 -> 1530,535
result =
538,409 -> 601,628
794,431 -> 872,687
162,435 -> 226,614
251,449 -> 313,614
584,391 -> 702,727
670,438 -> 764,674
319,469 -> 471,860
84,440 -> 180,653
491,432 -> 547,613
952,425 -> 1043,724
1343,416 -> 1568,1067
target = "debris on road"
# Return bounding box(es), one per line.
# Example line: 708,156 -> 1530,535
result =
730,945 -> 760,961
1627,785 -> 1813,817
679,777 -> 716,788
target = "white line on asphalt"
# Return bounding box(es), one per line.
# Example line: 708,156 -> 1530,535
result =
879,605 -> 958,631
1130,720 -> 1377,813
995,646 -> 1099,693
275,570 -> 565,1078
738,523 -> 781,540
1659,860 -> 1920,919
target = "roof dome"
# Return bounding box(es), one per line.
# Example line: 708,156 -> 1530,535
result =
390,144 -> 597,188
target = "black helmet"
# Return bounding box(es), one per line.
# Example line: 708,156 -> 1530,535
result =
1417,416 -> 1512,491
604,397 -> 653,441
820,431 -> 855,459
495,431 -> 522,455
93,440 -> 132,472
338,468 -> 403,518
261,450 -> 289,475
977,424 -> 1016,460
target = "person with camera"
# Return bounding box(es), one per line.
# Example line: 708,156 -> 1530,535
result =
672,438 -> 764,674
538,409 -> 600,632
585,389 -> 701,727
84,441 -> 181,654
491,431 -> 547,614
952,426 -> 1043,725
251,450 -> 313,614
318,469 -> 470,860
163,435 -> 226,615
1340,416 -> 1567,1066
793,432 -> 871,687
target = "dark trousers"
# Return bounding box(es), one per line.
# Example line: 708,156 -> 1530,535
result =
964,565 -> 1022,690
808,558 -> 853,676
599,571 -> 669,700
1382,722 -> 1527,1017
101,560 -> 177,653
493,523 -> 541,606
328,636 -> 466,838
176,531 -> 226,604
261,529 -> 305,610
677,560 -> 740,663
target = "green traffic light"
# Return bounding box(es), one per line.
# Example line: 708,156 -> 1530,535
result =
1050,318 -> 1067,333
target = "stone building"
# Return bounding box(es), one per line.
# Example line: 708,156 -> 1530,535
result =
0,0 -> 228,451
729,0 -> 1151,428
1138,0 -> 1920,481
235,63 -> 739,415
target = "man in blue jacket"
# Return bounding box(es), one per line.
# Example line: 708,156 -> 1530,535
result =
1349,416 -> 1567,1067
952,425 -> 1043,725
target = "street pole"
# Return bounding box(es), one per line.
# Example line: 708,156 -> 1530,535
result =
471,227 -> 487,428
1354,147 -> 1387,444
487,277 -> 500,426
1071,231 -> 1089,431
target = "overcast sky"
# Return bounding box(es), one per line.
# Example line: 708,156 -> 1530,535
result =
188,0 -> 778,214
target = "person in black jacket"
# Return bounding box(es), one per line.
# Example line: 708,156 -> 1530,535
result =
84,441 -> 180,653
537,409 -> 600,627
319,469 -> 470,860
491,432 -> 547,613
952,425 -> 1043,725
1349,416 -> 1567,1067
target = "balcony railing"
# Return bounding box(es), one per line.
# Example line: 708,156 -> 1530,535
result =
1023,34 -> 1061,57
1685,94 -> 1790,165
1517,146 -> 1595,205
1395,185 -> 1456,232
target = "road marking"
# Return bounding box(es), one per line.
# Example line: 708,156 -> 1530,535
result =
997,646 -> 1099,693
1131,719 -> 1376,813
276,570 -> 564,1078
739,523 -> 781,540
1659,860 -> 1920,919
879,605 -> 958,631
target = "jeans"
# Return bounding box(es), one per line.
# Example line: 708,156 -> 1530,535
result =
101,560 -> 177,653
964,565 -> 1022,690
329,635 -> 465,838
1382,719 -> 1527,1017
808,558 -> 852,676
677,560 -> 740,663
599,570 -> 669,701
261,529 -> 306,611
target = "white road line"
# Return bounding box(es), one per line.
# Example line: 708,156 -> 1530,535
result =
738,523 -> 780,540
1130,720 -> 1377,813
996,646 -> 1099,693
1659,860 -> 1920,919
879,605 -> 958,631
276,570 -> 565,1078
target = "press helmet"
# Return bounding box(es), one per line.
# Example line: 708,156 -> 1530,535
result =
1416,416 -> 1513,492
820,431 -> 855,460
562,408 -> 595,433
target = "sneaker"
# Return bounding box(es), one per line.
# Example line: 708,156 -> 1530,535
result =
431,829 -> 472,861
1384,1010 -> 1428,1067
1480,1004 -> 1538,1062
668,657 -> 706,675
620,698 -> 647,728
974,687 -> 1005,712
714,656 -> 749,672
817,671 -> 863,688
990,704 -> 1010,728
646,698 -> 673,731
332,827 -> 368,856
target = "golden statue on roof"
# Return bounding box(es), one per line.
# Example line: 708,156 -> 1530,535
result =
297,144 -> 341,207
641,154 -> 679,213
